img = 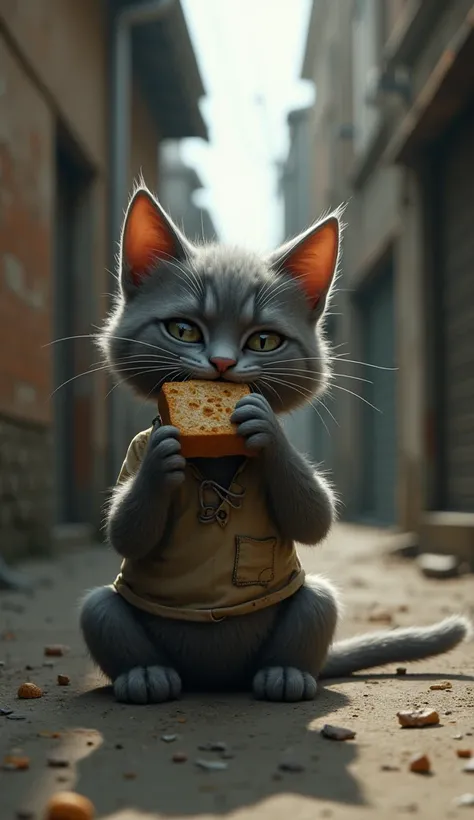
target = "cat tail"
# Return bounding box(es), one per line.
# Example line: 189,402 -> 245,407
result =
320,615 -> 472,679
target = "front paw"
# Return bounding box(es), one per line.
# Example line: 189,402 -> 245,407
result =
231,394 -> 281,452
114,665 -> 182,704
253,667 -> 317,702
142,425 -> 186,488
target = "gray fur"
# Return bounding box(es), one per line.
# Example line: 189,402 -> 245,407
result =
80,575 -> 339,702
80,184 -> 471,703
320,615 -> 472,679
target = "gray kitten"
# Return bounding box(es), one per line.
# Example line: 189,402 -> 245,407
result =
80,185 -> 470,704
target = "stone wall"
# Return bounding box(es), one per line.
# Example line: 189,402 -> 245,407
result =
0,414 -> 52,561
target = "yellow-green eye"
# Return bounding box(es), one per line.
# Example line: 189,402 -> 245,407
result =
166,320 -> 203,344
246,331 -> 283,352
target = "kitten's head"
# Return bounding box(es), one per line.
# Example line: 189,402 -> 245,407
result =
100,184 -> 342,414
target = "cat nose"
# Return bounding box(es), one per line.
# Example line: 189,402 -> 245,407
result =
209,357 -> 237,374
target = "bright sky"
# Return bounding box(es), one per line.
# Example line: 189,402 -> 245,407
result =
180,0 -> 314,251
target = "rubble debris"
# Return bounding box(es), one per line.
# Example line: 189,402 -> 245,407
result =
161,734 -> 177,743
44,791 -> 95,820
417,553 -> 460,579
172,752 -> 188,763
47,757 -> 70,768
457,750 -> 473,759
368,609 -> 393,624
57,675 -> 70,686
195,758 -> 228,771
397,709 -> 439,728
278,759 -> 305,773
321,724 -> 356,741
454,793 -> 474,807
0,706 -> 14,715
463,759 -> 474,773
3,755 -> 30,771
44,646 -> 69,657
18,683 -> 42,699
396,667 -> 407,675
198,741 -> 228,752
409,753 -> 431,774
430,681 -> 452,691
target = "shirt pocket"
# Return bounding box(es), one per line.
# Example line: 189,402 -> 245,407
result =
233,535 -> 276,587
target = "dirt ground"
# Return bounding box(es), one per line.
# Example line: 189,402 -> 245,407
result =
1,523 -> 473,820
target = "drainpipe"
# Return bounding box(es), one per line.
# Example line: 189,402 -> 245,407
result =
108,0 -> 176,483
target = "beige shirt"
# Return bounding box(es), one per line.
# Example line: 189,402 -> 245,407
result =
113,427 -> 305,622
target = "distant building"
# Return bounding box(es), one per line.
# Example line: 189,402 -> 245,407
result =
0,0 -> 207,558
302,0 -> 474,559
279,107 -> 327,461
159,142 -> 218,242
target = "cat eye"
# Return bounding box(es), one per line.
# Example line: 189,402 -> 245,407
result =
165,319 -> 203,344
245,331 -> 283,352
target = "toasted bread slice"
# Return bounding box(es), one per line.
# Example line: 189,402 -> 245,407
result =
157,380 -> 251,458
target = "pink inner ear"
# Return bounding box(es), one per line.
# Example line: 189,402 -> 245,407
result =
285,220 -> 339,306
123,192 -> 176,284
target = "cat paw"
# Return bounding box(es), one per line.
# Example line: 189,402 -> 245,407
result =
252,666 -> 317,702
113,665 -> 182,704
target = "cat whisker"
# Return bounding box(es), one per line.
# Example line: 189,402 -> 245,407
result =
260,374 -> 331,437
264,366 -> 373,386
329,383 -> 381,413
254,377 -> 284,407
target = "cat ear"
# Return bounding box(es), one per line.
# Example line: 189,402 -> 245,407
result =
270,214 -> 341,316
120,187 -> 190,294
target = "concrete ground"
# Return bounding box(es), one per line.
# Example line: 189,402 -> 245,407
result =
1,523 -> 473,820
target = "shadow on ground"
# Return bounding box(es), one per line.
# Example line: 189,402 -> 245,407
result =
59,683 -> 362,817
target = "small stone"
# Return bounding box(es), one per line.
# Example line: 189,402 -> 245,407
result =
396,667 -> 407,675
6,714 -> 26,721
278,759 -> 305,772
381,764 -> 400,771
457,750 -> 473,759
321,724 -> 356,741
463,759 -> 474,773
57,674 -> 70,686
198,741 -> 228,752
161,734 -> 177,743
397,709 -> 439,728
409,753 -> 431,773
195,758 -> 228,771
47,756 -> 70,768
453,734 -> 464,740
18,683 -> 42,699
0,706 -> 13,715
454,793 -> 474,807
417,553 -> 460,579
172,752 -> 188,763
368,609 -> 393,624
430,680 -> 452,691
123,771 -> 137,779
176,717 -> 187,724
44,645 -> 69,657
44,792 -> 95,819
3,755 -> 30,771
115,744 -> 123,750
25,665 -> 34,671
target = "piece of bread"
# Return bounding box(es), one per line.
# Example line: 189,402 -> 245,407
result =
157,380 -> 251,458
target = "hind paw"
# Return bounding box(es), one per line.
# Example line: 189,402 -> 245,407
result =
113,665 -> 182,704
253,666 -> 317,702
